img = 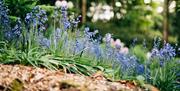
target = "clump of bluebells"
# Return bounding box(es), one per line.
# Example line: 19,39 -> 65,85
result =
1,4 -> 177,75
60,6 -> 71,31
25,6 -> 48,32
150,39 -> 176,66
0,0 -> 10,40
24,6 -> 49,49
141,37 -> 179,90
0,0 -> 10,30
4,18 -> 22,41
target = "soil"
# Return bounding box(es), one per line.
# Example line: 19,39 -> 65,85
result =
0,64 -> 149,91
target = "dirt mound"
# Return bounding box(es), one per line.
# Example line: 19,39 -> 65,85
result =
0,64 -> 146,91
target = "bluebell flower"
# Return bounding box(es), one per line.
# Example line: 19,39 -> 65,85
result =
136,64 -> 145,74
71,15 -> 81,27
61,6 -> 68,14
74,39 -> 80,53
150,48 -> 160,58
25,6 -> 48,32
103,33 -> 114,60
104,33 -> 112,44
60,6 -> 71,31
105,47 -> 114,60
73,30 -> 86,55
4,18 -> 22,40
53,28 -> 62,48
96,34 -> 102,43
38,34 -> 51,48
84,27 -> 90,37
115,40 -> 121,50
151,43 -> 176,61
4,31 -> 13,40
150,42 -> 176,67
78,29 -> 101,57
62,31 -> 69,49
159,43 -> 176,60
84,27 -> 95,40
55,28 -> 62,40
74,39 -> 85,54
63,21 -> 71,30
25,13 -> 32,24
92,41 -> 102,59
116,54 -> 139,75
0,0 -> 10,30
25,6 -> 48,48
13,18 -> 22,35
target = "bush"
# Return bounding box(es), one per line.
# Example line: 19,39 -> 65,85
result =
4,0 -> 37,19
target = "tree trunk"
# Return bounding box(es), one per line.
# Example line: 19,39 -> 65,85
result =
82,0 -> 86,23
176,0 -> 180,45
163,0 -> 169,42
111,0 -> 115,7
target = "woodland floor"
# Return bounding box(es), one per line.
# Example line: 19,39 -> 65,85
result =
0,64 -> 158,91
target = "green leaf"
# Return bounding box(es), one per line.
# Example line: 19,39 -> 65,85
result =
136,75 -> 145,87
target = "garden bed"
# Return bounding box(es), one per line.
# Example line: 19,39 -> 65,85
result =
0,64 -> 148,91
1,1 -> 179,90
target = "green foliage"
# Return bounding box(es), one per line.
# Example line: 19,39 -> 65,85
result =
130,45 -> 147,63
122,43 -> 179,90
88,21 -> 158,47
86,0 -> 179,47
4,0 -> 37,18
149,60 -> 179,91
39,5 -> 55,16
0,40 -> 105,76
136,75 -> 146,87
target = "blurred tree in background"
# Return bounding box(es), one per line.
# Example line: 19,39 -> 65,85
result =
85,0 -> 179,47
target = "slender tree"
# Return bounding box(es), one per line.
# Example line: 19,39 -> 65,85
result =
163,0 -> 170,42
82,0 -> 86,23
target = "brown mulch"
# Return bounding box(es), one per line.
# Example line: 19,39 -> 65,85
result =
0,64 -> 146,91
